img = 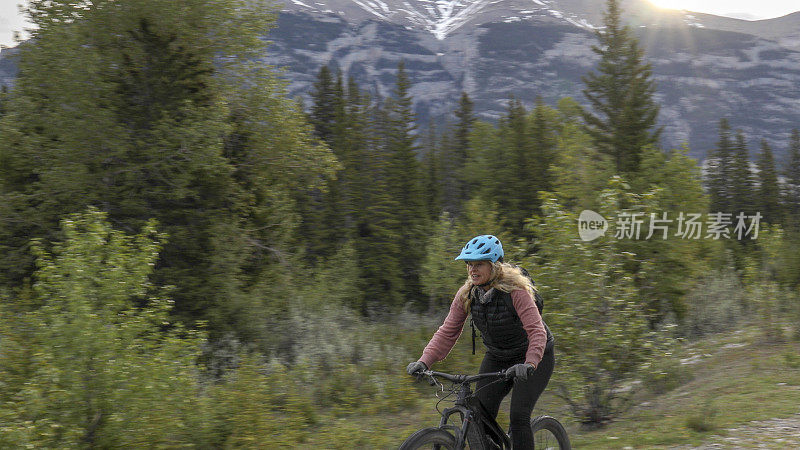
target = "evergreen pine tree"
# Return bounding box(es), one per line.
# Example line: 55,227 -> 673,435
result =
488,97 -> 560,234
501,97 -> 531,231
582,0 -> 661,174
529,98 -> 558,211
354,100 -> 403,312
421,121 -> 443,220
756,140 -> 782,225
383,60 -> 428,305
463,120 -> 505,205
729,130 -> 754,216
340,76 -> 385,313
444,92 -> 475,215
301,68 -> 350,262
783,129 -> 800,229
705,118 -> 734,214
342,76 -> 371,225
0,0 -> 338,339
306,75 -> 410,313
309,65 -> 339,143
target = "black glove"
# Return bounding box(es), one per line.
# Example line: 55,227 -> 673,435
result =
406,361 -> 428,376
505,363 -> 534,381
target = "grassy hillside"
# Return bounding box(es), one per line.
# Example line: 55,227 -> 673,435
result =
568,327 -> 800,448
349,324 -> 800,449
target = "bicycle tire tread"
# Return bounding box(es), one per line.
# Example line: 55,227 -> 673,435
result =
530,415 -> 571,450
399,427 -> 457,450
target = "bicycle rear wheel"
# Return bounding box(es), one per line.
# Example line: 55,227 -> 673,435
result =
531,415 -> 571,450
399,427 -> 457,450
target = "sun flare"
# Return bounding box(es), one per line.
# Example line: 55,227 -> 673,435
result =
647,0 -> 799,19
647,0 -> 696,12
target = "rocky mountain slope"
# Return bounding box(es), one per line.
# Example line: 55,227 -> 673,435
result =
266,0 -> 800,160
0,46 -> 18,90
1,1 -> 798,160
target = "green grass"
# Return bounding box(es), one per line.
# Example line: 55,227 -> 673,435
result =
566,329 -> 800,449
369,325 -> 800,449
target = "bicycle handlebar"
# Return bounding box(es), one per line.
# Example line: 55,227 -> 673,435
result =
416,369 -> 509,384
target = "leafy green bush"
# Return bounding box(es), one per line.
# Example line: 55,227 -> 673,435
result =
0,206 -> 552,448
745,225 -> 799,343
420,212 -> 467,312
529,179 -> 665,428
200,357 -> 316,447
681,267 -> 745,339
747,277 -> 786,343
0,209 -> 203,447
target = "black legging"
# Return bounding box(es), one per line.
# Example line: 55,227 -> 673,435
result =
474,347 -> 555,449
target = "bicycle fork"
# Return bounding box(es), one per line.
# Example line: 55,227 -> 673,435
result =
439,406 -> 474,449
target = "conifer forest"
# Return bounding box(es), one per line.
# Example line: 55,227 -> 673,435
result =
1,0 -> 800,447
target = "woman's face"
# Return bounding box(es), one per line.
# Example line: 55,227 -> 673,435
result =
466,260 -> 493,286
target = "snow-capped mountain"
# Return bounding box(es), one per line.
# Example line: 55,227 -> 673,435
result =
283,0 -> 603,39
264,0 -> 800,160
2,1 -> 799,160
278,0 -> 799,42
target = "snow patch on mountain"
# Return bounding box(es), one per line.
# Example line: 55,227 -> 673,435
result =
352,0 -> 392,20
281,0 -> 600,39
683,14 -> 704,28
430,0 -> 494,39
354,0 -> 498,39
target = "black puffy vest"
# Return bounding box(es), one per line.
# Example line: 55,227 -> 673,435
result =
470,287 -> 554,360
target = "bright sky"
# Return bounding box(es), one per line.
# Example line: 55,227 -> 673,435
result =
647,0 -> 800,20
0,0 -> 24,48
1,0 -> 800,48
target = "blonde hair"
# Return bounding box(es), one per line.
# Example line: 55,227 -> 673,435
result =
458,261 -> 537,314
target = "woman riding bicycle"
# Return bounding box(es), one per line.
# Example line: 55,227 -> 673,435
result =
406,234 -> 555,449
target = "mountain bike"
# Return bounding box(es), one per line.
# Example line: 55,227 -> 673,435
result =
400,369 -> 570,449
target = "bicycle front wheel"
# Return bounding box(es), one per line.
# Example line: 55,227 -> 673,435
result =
531,415 -> 571,450
399,427 -> 457,450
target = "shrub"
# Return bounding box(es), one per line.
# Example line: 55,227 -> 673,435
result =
0,209 -> 204,447
681,267 -> 745,339
529,181 -> 663,428
783,351 -> 800,369
747,277 -> 785,343
641,355 -> 695,395
685,400 -> 718,432
201,357 -> 316,447
746,225 -> 800,343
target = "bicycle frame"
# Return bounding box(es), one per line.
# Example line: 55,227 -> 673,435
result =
435,374 -> 512,449
406,370 -> 570,450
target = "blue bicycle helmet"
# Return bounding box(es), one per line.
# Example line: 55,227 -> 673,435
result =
455,235 -> 504,262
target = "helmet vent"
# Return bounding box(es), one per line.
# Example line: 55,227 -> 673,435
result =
455,234 -> 504,262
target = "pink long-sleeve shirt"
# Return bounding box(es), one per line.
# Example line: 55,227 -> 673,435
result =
419,287 -> 547,369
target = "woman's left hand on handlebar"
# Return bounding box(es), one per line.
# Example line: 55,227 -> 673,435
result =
505,363 -> 535,381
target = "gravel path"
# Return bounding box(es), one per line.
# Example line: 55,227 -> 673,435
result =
672,412 -> 800,449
